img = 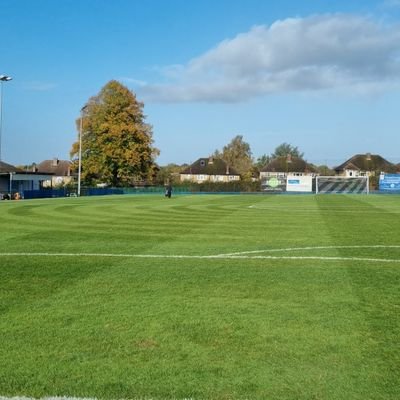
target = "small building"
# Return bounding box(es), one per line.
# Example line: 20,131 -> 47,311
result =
334,154 -> 396,177
0,161 -> 53,196
36,158 -> 73,187
180,157 -> 240,183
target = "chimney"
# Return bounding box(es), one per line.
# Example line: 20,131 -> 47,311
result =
52,158 -> 59,167
208,156 -> 214,164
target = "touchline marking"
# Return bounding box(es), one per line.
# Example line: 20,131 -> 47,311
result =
0,251 -> 399,263
247,206 -> 400,213
217,245 -> 400,257
0,397 -> 195,400
0,397 -> 97,400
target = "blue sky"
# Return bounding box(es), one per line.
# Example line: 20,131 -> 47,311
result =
1,0 -> 400,167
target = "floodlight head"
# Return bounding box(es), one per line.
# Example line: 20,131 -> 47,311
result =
0,75 -> 12,81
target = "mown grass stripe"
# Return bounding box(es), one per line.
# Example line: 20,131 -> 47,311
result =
1,194 -> 399,399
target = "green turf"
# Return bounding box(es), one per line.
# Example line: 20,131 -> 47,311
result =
0,194 -> 399,399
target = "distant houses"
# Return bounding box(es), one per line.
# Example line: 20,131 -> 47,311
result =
1,152 -> 399,197
178,152 -> 399,191
180,157 -> 240,184
0,161 -> 53,195
334,153 -> 396,177
36,158 -> 72,188
259,155 -> 317,179
0,158 -> 72,197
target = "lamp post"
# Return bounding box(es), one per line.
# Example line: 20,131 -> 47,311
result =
77,105 -> 87,196
365,152 -> 372,194
286,153 -> 292,175
0,74 -> 12,161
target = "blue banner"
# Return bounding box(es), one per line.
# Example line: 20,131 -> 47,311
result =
379,174 -> 400,192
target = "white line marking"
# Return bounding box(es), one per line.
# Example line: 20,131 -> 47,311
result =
0,397 -> 98,400
217,245 -> 400,257
0,251 -> 399,263
247,206 -> 400,213
0,397 -> 194,400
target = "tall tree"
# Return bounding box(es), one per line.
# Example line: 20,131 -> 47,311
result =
216,135 -> 253,178
70,80 -> 159,186
254,154 -> 271,169
313,164 -> 335,176
271,143 -> 304,159
154,163 -> 184,185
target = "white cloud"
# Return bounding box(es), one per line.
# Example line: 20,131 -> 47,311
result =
23,81 -> 58,91
139,14 -> 400,103
119,77 -> 147,87
382,0 -> 400,8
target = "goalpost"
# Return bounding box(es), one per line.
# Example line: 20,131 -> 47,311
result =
315,176 -> 369,194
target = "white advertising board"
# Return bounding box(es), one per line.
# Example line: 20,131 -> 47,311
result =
286,176 -> 313,192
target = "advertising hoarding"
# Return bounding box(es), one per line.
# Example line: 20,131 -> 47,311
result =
262,176 -> 286,192
286,176 -> 313,192
379,174 -> 400,192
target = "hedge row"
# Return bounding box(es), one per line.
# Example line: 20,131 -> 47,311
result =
172,181 -> 262,193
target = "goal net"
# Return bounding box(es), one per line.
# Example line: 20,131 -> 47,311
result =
316,176 -> 369,194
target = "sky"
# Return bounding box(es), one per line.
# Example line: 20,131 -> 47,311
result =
1,0 -> 400,168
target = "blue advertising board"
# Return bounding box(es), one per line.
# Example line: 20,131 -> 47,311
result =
379,174 -> 400,192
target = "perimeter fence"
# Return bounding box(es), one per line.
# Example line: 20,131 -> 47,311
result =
5,173 -> 400,200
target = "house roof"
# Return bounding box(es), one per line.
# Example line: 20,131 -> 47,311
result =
0,161 -> 24,173
180,157 -> 240,176
334,154 -> 396,172
260,156 -> 316,173
36,159 -> 71,176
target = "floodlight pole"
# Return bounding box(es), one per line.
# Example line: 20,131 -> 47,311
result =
286,153 -> 292,179
78,114 -> 82,196
0,75 -> 13,162
78,106 -> 86,196
77,105 -> 88,197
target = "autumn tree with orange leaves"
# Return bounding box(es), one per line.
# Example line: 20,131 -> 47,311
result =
71,80 -> 159,187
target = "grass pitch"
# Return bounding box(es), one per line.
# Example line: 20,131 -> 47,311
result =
0,194 -> 399,400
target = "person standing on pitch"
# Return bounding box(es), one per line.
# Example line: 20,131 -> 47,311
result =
165,184 -> 172,198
